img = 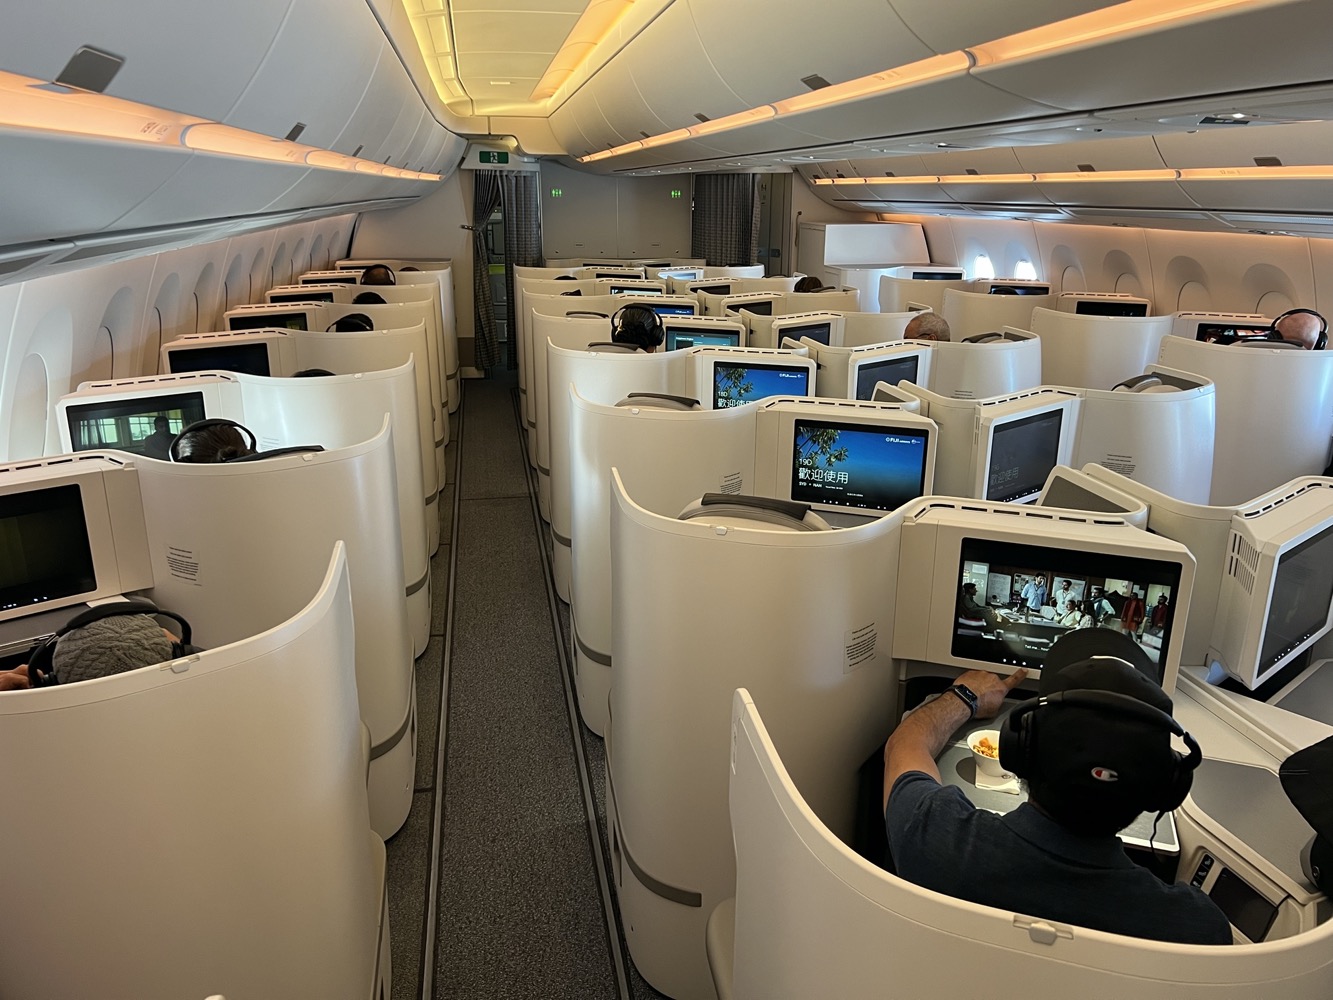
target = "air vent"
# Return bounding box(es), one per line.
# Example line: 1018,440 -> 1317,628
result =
1254,156 -> 1283,167
694,113 -> 710,123
801,74 -> 831,91
352,145 -> 364,157
284,122 -> 307,142
55,45 -> 124,93
1227,532 -> 1261,595
1077,163 -> 1096,172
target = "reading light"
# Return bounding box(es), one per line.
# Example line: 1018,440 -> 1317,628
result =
0,69 -> 441,180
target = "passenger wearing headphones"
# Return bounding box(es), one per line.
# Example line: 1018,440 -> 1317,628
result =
1270,308 -> 1327,350
170,418 -> 255,463
609,304 -> 665,352
904,312 -> 950,341
882,630 -> 1231,945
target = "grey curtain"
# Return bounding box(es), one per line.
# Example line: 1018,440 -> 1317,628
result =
499,171 -> 542,370
691,174 -> 760,267
471,171 -> 502,371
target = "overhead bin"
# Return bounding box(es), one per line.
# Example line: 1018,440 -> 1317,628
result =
888,0 -> 1119,54
590,59 -> 671,146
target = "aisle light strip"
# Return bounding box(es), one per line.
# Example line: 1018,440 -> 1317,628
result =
0,70 -> 441,180
812,166 -> 1333,186
576,0 -> 1267,163
530,0 -> 638,102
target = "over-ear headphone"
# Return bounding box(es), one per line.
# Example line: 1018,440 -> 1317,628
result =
999,685 -> 1202,813
26,600 -> 196,687
610,304 -> 664,350
169,418 -> 256,463
359,263 -> 396,286
326,313 -> 375,332
1269,308 -> 1328,350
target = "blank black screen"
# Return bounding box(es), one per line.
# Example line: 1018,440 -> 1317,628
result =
228,311 -> 308,331
911,271 -> 962,280
1074,299 -> 1148,317
270,291 -> 335,304
855,356 -> 920,400
168,343 -> 272,377
1209,868 -> 1276,942
1259,523 -> 1333,673
730,300 -> 774,316
989,283 -> 1050,295
0,484 -> 96,613
986,409 -> 1064,503
782,323 -> 832,346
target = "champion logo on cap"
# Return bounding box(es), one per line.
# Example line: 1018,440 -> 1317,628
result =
1090,767 -> 1119,782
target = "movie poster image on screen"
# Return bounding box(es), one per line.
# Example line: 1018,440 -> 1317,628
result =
713,362 -> 809,408
789,419 -> 928,512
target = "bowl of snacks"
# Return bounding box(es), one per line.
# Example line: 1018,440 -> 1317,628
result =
969,729 -> 1004,777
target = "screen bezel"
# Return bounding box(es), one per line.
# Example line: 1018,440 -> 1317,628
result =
1073,298 -> 1149,317
166,341 -> 274,377
64,391 -> 206,455
226,308 -> 312,332
774,321 -> 833,346
974,397 -> 1077,504
709,359 -> 812,409
851,353 -> 924,401
1255,521 -> 1333,678
786,416 -> 932,514
664,328 -> 742,351
986,282 -> 1051,296
983,407 -> 1067,505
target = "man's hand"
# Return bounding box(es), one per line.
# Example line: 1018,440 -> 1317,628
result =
955,668 -> 1029,719
0,665 -> 32,692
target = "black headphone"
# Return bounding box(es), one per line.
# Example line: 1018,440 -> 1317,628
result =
999,684 -> 1202,813
26,601 -> 196,687
359,263 -> 396,286
326,313 -> 375,332
610,304 -> 664,350
1269,308 -> 1328,350
169,418 -> 256,463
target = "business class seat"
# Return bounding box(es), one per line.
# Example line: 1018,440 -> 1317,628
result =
716,688 -> 1333,1000
0,546 -> 390,1000
1030,308 -> 1175,389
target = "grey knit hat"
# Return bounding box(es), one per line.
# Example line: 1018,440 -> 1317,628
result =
51,614 -> 175,684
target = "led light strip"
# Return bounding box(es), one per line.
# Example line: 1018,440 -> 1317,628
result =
577,0 -> 1270,163
531,0 -> 638,102
812,166 -> 1333,185
0,70 -> 441,180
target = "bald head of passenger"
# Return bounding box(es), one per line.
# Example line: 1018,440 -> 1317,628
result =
904,312 -> 950,342
1272,308 -> 1327,350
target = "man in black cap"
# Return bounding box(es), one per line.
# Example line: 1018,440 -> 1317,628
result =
882,629 -> 1231,944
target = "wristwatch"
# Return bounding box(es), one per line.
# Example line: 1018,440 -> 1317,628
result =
947,683 -> 978,719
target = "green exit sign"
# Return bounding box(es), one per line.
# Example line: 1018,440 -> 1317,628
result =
550,188 -> 563,198
670,189 -> 683,199
477,150 -> 509,164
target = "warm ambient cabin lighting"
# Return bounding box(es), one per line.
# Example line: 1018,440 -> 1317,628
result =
531,0 -> 637,102
576,0 -> 1269,163
812,166 -> 1333,185
0,70 -> 440,180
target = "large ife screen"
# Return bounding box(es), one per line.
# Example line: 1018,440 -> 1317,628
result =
1258,524 -> 1333,674
270,290 -> 335,304
985,409 -> 1064,504
781,322 -> 832,346
0,484 -> 97,614
730,300 -> 774,316
695,283 -> 732,295
790,419 -> 928,512
953,536 -> 1182,674
713,361 -> 809,408
665,327 -> 740,351
610,285 -> 662,295
168,343 -> 272,377
855,355 -> 920,401
1196,322 -> 1268,343
229,311 -> 308,331
301,274 -> 357,284
651,304 -> 696,317
1074,299 -> 1148,317
911,270 -> 961,280
66,392 -> 205,457
988,283 -> 1049,296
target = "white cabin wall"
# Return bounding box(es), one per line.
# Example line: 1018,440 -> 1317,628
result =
539,163 -> 693,261
0,214 -> 355,463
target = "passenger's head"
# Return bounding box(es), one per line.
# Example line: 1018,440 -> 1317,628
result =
1001,630 -> 1196,838
904,313 -> 950,342
153,415 -> 170,433
352,291 -> 386,305
610,304 -> 664,352
792,275 -> 829,293
292,368 -> 337,378
359,263 -> 396,286
1271,308 -> 1328,350
169,418 -> 256,463
21,602 -> 193,688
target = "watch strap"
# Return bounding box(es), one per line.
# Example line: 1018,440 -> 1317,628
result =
948,683 -> 978,719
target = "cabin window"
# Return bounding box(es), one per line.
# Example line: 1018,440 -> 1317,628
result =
1014,260 -> 1037,280
972,254 -> 995,280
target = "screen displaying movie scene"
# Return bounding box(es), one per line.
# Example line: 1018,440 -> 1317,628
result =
713,362 -> 809,408
1074,299 -> 1148,317
168,343 -> 272,377
953,536 -> 1182,677
66,392 -> 206,457
665,328 -> 740,351
228,311 -> 308,331
855,355 -> 920,401
0,484 -> 96,614
790,419 -> 928,512
1195,322 -> 1269,343
985,409 -> 1064,504
1259,523 -> 1333,675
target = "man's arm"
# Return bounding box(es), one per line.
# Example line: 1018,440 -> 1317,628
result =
882,668 -> 1028,813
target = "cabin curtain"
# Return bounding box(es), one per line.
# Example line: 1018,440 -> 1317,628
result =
471,171 -> 503,372
499,171 -> 542,370
691,173 -> 760,267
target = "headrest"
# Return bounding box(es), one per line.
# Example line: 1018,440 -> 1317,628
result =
1281,736 -> 1333,894
616,392 -> 701,411
585,342 -> 641,354
676,493 -> 831,531
1111,374 -> 1178,393
1233,338 -> 1306,350
963,332 -> 1006,344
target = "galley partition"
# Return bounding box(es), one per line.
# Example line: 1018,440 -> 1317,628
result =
1030,309 -> 1175,389
723,689 -> 1333,1000
566,390 -> 758,735
133,424 -> 415,838
0,545 -> 390,1000
531,311 -> 617,524
547,342 -> 679,605
940,288 -> 1055,341
608,470 -> 901,1000
1158,335 -> 1333,505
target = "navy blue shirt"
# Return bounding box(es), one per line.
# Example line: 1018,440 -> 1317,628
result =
887,770 -> 1232,945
